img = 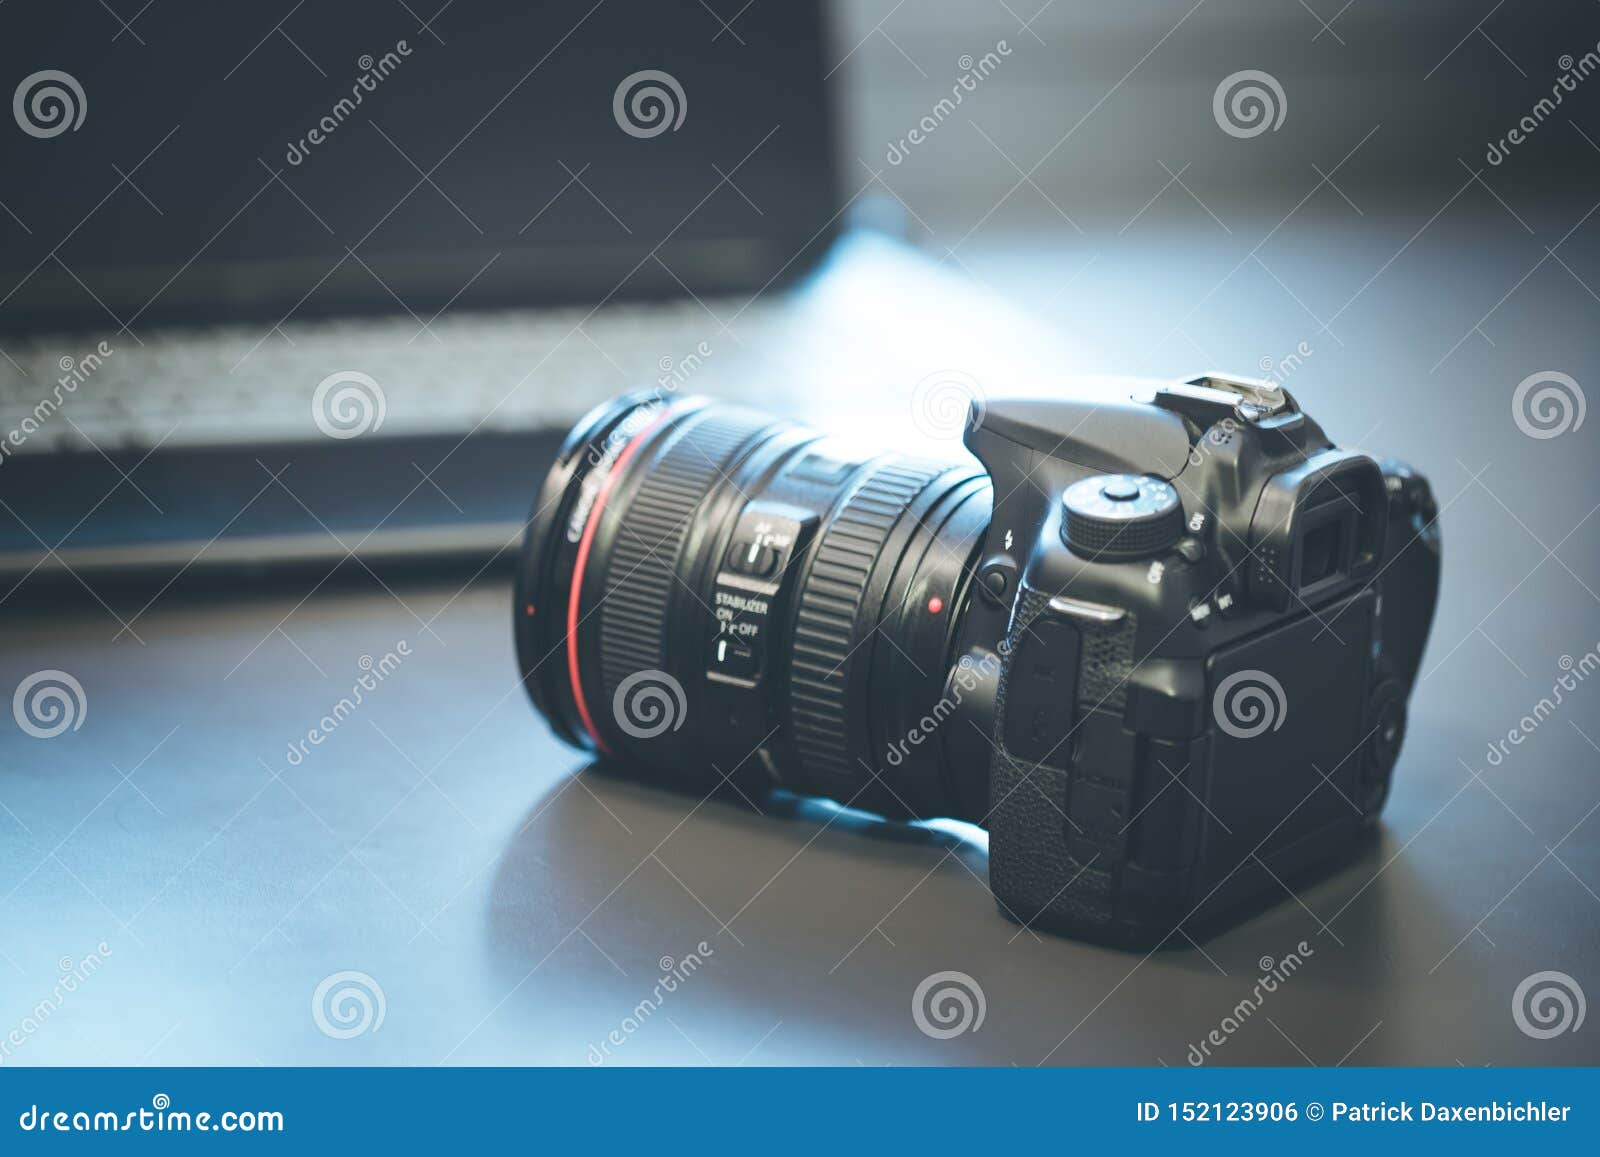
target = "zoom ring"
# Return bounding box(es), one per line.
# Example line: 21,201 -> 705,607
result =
789,459 -> 949,790
596,412 -> 763,707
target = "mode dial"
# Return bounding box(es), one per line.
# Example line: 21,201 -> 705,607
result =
1060,473 -> 1185,561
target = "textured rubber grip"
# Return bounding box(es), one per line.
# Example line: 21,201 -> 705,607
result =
987,586 -> 1119,930
788,460 -> 948,790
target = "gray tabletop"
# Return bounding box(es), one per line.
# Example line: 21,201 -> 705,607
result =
3,206 -> 1598,1067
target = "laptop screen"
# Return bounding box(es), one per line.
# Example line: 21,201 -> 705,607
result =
0,0 -> 838,333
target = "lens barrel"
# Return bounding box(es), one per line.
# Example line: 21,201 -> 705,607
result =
515,395 -> 991,822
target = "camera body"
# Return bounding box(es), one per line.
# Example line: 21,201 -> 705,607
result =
945,374 -> 1440,945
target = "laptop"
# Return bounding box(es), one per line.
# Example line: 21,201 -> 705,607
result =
0,1 -> 855,585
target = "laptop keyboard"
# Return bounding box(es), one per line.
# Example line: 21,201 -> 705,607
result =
0,299 -> 759,455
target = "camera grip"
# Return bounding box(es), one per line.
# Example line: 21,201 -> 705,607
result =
985,587 -> 1123,937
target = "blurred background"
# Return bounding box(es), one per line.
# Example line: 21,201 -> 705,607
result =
835,0 -> 1598,404
1,1 -> 1597,1066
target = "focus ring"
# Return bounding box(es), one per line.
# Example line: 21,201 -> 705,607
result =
596,411 -> 763,708
789,459 -> 948,788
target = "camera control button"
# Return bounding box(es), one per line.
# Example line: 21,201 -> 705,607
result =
727,539 -> 780,578
1061,474 -> 1185,561
977,560 -> 1012,603
711,636 -> 761,680
1175,537 -> 1205,564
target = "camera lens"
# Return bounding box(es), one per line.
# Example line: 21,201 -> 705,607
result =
515,394 -> 991,821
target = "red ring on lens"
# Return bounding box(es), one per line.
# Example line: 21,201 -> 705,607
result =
565,407 -> 674,754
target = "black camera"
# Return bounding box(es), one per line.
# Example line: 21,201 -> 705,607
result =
514,373 -> 1440,947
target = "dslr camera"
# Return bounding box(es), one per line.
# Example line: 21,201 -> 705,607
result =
515,373 -> 1440,946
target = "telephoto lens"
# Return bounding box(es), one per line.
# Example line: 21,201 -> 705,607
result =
513,392 -> 995,824
516,376 -> 1439,947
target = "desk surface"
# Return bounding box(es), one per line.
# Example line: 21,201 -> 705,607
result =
2,213 -> 1598,1066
